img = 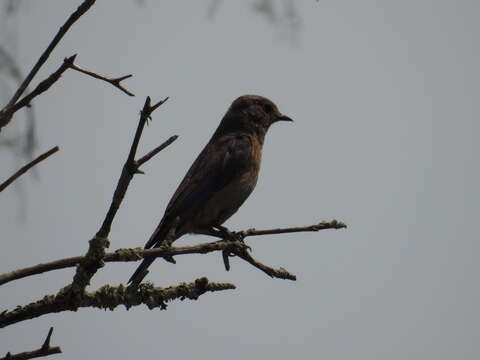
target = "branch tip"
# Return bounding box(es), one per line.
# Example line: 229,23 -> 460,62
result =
136,135 -> 178,167
116,74 -> 133,82
151,96 -> 169,112
1,326 -> 61,360
67,59 -> 135,96
41,327 -> 54,349
64,54 -> 77,64
222,251 -> 231,271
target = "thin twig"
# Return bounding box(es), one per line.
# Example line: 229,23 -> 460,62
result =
0,47 -> 38,159
136,135 -> 178,168
42,327 -> 54,349
0,220 -> 345,285
68,62 -> 134,96
67,96 -> 173,294
1,327 -> 61,360
5,53 -> 135,122
9,55 -> 76,115
0,146 -> 59,192
241,219 -> 347,237
0,278 -> 235,328
233,248 -> 296,280
0,0 -> 96,131
6,0 -> 95,108
97,96 -> 171,238
222,250 -> 231,271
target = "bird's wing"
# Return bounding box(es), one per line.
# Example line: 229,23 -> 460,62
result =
144,133 -> 253,249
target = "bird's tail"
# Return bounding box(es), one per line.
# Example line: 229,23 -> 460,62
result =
127,218 -> 179,285
127,257 -> 155,285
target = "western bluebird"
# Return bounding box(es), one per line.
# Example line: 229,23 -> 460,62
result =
128,95 -> 292,284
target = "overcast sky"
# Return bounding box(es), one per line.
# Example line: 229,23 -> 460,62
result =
1,1 -> 479,359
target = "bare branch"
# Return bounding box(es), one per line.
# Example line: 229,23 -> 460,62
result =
66,96 -> 173,295
0,220 -> 345,285
222,250 -> 231,271
6,0 -> 95,107
149,97 -> 169,113
1,327 -> 61,360
3,53 -> 135,125
241,219 -> 347,237
7,56 -> 77,116
231,247 -> 296,280
68,62 -> 134,96
0,0 -> 96,131
41,327 -> 54,349
0,146 -> 59,193
0,278 -> 235,328
97,96 -> 172,238
136,135 -> 178,169
0,56 -> 76,129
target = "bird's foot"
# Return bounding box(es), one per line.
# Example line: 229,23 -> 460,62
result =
211,226 -> 252,255
158,242 -> 176,264
214,225 -> 246,242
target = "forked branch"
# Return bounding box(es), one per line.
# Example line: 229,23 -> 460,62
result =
0,220 -> 346,286
68,61 -> 134,96
67,96 -> 175,295
4,55 -> 135,122
6,0 -> 95,108
97,96 -> 172,239
1,327 -> 61,360
0,0 -> 96,131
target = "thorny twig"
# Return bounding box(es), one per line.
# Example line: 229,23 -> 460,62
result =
68,62 -> 134,96
67,96 -> 174,295
1,327 -> 62,360
0,0 -> 96,131
3,54 -> 135,123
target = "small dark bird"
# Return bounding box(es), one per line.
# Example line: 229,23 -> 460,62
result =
128,95 -> 292,284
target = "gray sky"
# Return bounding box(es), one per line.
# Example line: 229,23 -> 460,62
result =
1,1 -> 479,359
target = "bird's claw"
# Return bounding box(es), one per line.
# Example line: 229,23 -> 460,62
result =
159,243 -> 176,263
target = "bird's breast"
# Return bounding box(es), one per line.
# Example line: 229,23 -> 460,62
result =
195,135 -> 262,227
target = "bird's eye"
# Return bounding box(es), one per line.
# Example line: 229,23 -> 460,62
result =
263,103 -> 273,113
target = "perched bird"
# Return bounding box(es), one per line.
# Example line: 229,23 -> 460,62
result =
128,95 -> 292,284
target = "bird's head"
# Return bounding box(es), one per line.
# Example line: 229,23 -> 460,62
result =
215,95 -> 293,140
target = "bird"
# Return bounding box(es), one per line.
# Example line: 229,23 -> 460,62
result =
128,95 -> 293,284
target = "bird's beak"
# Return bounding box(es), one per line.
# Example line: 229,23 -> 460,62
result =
276,114 -> 293,122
